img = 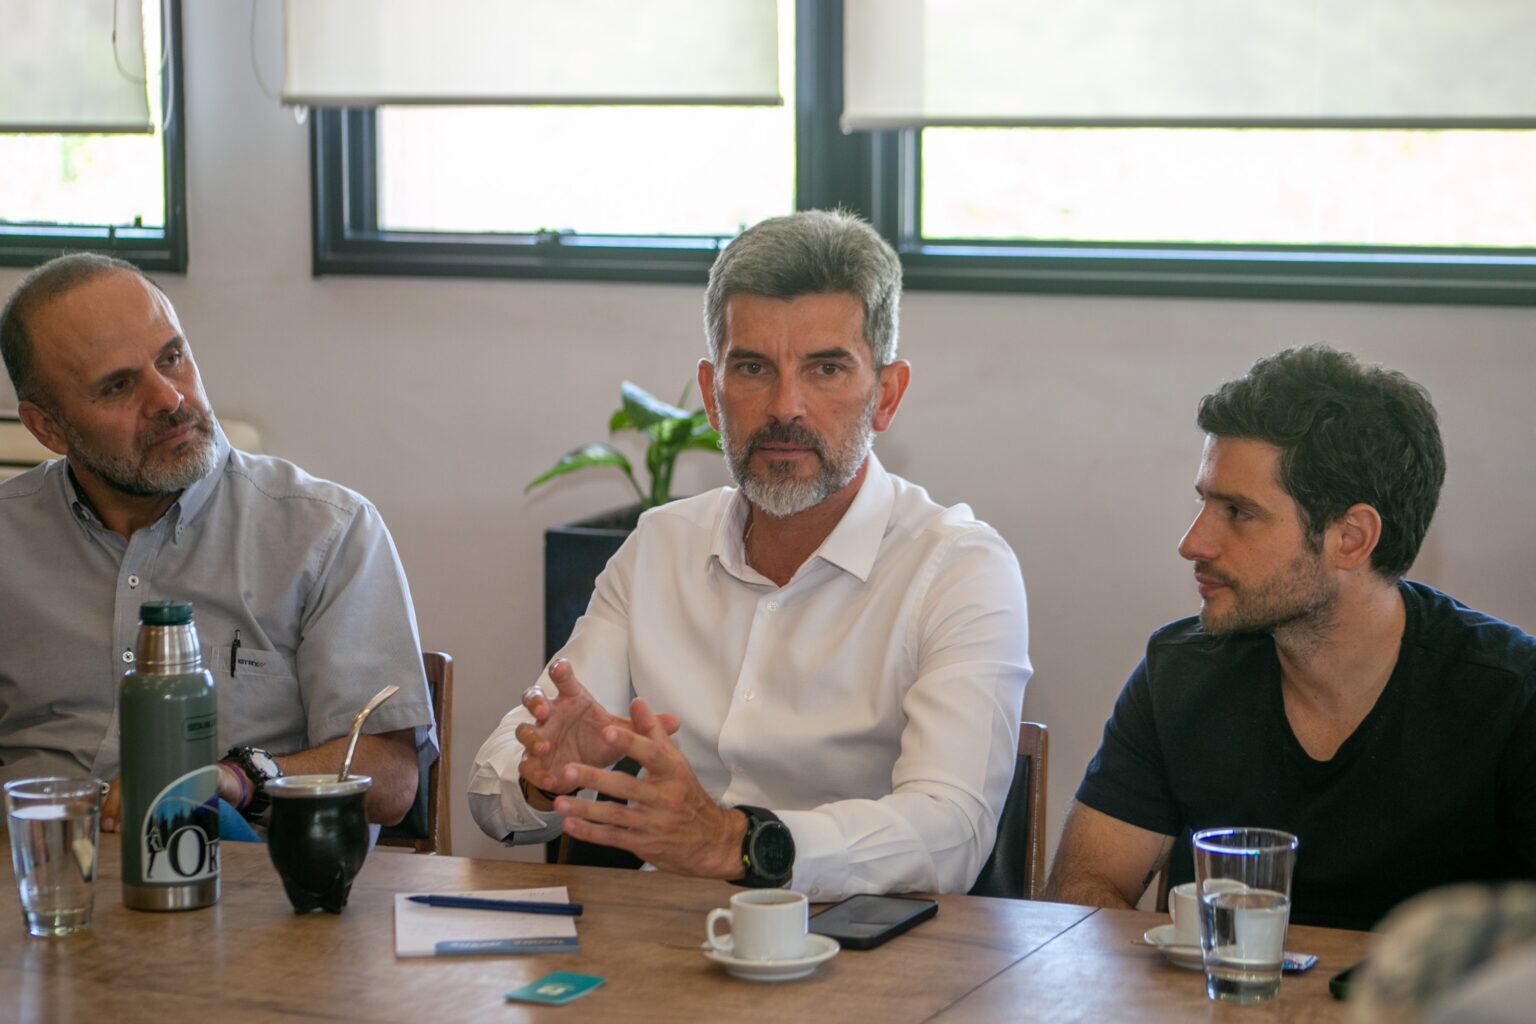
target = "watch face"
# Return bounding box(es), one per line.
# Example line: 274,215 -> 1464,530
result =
247,748 -> 281,780
751,821 -> 795,879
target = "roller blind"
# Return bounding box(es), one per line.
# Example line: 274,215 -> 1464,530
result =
843,0 -> 1536,130
0,0 -> 151,133
283,0 -> 781,107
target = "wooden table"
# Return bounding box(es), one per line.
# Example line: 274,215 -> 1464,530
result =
0,841 -> 1368,1022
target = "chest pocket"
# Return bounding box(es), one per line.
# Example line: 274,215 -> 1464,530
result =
205,644 -> 302,750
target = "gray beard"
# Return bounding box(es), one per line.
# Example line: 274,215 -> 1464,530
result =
719,389 -> 876,519
60,408 -> 221,497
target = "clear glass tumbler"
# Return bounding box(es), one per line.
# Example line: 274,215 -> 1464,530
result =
1192,826 -> 1299,1004
4,777 -> 105,937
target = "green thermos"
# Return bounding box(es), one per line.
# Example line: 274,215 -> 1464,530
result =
120,600 -> 220,910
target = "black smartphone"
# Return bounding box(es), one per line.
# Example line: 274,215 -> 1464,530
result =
809,894 -> 938,950
1329,961 -> 1363,1000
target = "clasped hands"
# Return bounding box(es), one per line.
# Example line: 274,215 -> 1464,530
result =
516,659 -> 746,880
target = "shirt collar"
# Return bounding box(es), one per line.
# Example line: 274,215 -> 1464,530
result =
172,425 -> 231,527
60,424 -> 230,537
709,452 -> 895,584
812,453 -> 893,582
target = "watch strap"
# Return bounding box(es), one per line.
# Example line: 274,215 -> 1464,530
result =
223,746 -> 281,820
519,775 -> 564,806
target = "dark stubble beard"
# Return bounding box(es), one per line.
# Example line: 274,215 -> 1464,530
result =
1196,549 -> 1338,639
59,405 -> 221,497
718,385 -> 877,519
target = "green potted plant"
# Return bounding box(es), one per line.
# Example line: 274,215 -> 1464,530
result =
529,381 -> 720,660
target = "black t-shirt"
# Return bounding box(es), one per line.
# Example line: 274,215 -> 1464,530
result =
1076,581 -> 1536,931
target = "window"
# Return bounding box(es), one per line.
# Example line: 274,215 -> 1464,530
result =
899,127 -> 1536,303
314,1 -> 1536,304
0,1 -> 186,272
313,1 -> 878,283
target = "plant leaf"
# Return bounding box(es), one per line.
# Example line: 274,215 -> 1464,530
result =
620,380 -> 690,429
681,431 -> 722,453
654,418 -> 690,445
525,442 -> 635,492
608,407 -> 635,434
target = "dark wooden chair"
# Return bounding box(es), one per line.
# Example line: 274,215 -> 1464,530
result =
378,651 -> 453,855
555,757 -> 645,869
968,721 -> 1050,900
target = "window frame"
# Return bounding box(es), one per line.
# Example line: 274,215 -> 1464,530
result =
0,0 -> 188,273
894,131 -> 1536,305
311,0 -> 885,284
312,0 -> 1536,305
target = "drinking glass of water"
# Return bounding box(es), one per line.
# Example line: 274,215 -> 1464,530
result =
4,777 -> 106,937
1191,827 -> 1299,1004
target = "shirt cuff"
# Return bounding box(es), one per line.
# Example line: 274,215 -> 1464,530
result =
467,760 -> 562,842
777,808 -> 850,900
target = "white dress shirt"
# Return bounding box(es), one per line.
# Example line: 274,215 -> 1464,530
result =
469,455 -> 1030,898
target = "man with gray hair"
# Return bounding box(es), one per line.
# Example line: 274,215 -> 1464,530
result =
470,210 -> 1030,896
0,253 -> 437,831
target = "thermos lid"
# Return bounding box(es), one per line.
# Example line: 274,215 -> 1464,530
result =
139,600 -> 193,625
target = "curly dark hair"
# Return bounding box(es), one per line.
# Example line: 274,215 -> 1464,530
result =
1197,345 -> 1445,579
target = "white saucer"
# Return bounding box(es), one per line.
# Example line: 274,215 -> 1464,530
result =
702,933 -> 841,982
1144,924 -> 1204,971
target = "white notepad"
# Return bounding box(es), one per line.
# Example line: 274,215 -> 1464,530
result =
393,887 -> 580,957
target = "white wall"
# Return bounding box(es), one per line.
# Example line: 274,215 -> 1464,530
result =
5,4 -> 1533,867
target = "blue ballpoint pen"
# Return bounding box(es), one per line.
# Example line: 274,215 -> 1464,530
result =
407,894 -> 583,917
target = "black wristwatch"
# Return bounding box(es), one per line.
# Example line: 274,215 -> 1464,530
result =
731,805 -> 795,888
221,746 -> 283,820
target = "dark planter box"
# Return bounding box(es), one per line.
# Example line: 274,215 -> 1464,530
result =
542,504 -> 646,869
543,504 -> 642,662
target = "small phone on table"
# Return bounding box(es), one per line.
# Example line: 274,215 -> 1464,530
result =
809,894 -> 938,950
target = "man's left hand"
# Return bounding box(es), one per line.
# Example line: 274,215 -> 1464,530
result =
101,766 -> 247,833
101,779 -> 121,833
554,697 -> 747,880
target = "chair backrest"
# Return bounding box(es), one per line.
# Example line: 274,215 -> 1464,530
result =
378,651 -> 453,855
554,757 -> 645,869
968,721 -> 1049,900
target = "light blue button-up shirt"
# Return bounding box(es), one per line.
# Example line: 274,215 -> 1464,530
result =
0,431 -> 437,783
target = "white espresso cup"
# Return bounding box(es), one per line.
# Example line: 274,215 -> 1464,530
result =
705,890 -> 809,961
1170,878 -> 1246,945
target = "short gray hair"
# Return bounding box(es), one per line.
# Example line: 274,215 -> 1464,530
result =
1,252 -> 147,406
703,210 -> 902,367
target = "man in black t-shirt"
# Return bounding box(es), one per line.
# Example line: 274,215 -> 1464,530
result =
1043,346 -> 1536,931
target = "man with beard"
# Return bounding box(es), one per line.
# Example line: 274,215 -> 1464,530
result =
0,253 -> 436,829
470,211 -> 1030,895
1043,346 -> 1536,930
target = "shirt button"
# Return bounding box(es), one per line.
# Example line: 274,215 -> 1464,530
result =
732,764 -> 744,774
743,689 -> 755,701
127,575 -> 140,588
122,650 -> 135,664
766,601 -> 779,611
811,887 -> 821,897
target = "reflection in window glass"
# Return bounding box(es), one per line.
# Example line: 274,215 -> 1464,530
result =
377,3 -> 795,239
921,128 -> 1536,249
0,3 -> 165,229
